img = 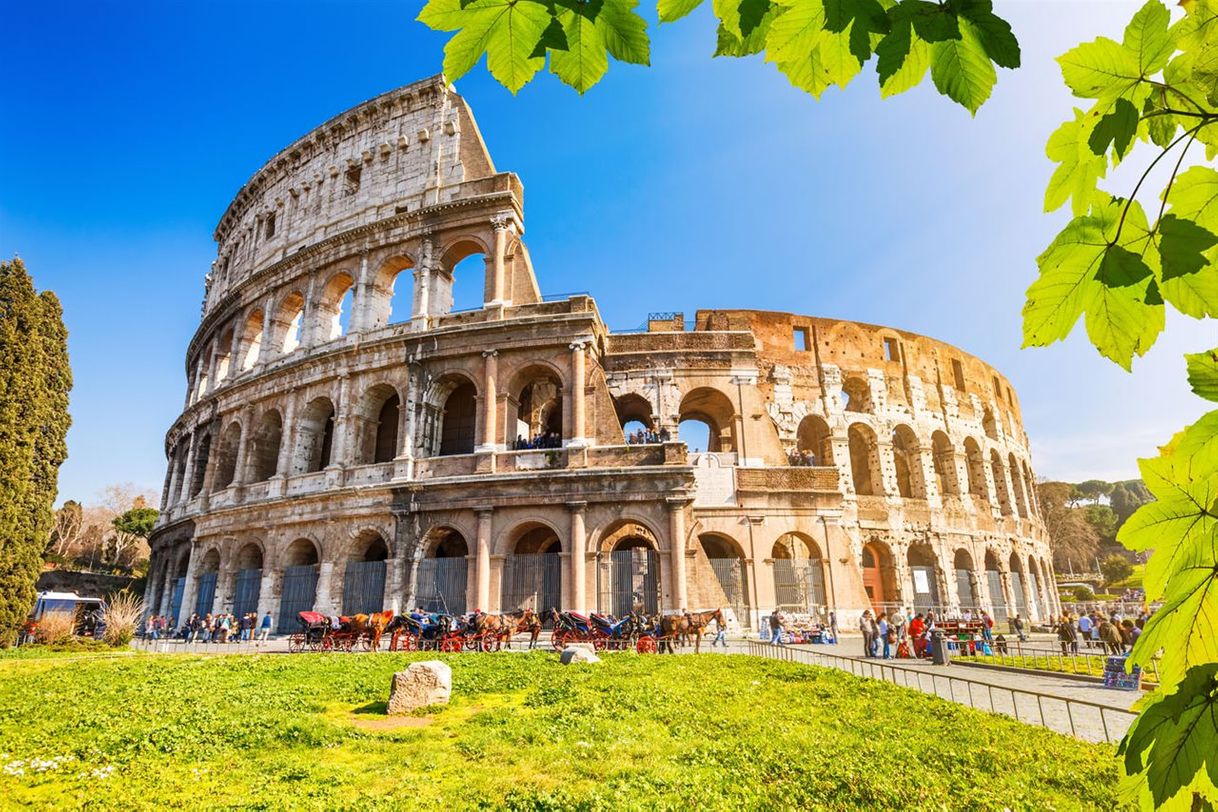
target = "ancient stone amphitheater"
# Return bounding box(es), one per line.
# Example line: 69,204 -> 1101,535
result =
145,76 -> 1057,634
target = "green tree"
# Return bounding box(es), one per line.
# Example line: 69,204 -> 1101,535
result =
0,259 -> 71,648
1083,503 -> 1119,542
1038,482 -> 1101,570
1109,479 -> 1153,527
1075,479 -> 1114,504
1101,553 -> 1135,586
1072,585 -> 1096,602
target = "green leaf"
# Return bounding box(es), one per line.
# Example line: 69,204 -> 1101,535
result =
1128,560 -> 1218,689
1057,36 -> 1142,100
715,0 -> 771,38
876,16 -> 930,97
903,0 -> 959,44
1087,97 -> 1139,158
1160,214 -> 1218,281
549,6 -> 608,91
1178,0 -> 1218,105
1044,109 -> 1109,215
1186,348 -> 1218,401
658,0 -> 704,23
715,8 -> 777,56
432,0 -> 552,91
930,17 -> 996,114
1169,166 -> 1218,233
823,0 -> 889,63
1123,0 -> 1176,76
596,0 -> 651,64
765,0 -> 826,65
1118,664 -> 1218,809
1144,94 -> 1179,148
531,15 -> 569,58
419,0 -> 470,31
952,0 -> 1019,69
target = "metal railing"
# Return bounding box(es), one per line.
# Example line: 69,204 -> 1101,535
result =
744,641 -> 1136,744
952,638 -> 1159,682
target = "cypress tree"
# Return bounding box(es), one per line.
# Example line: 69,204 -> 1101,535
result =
0,259 -> 71,647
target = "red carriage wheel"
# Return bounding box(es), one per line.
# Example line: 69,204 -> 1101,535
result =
551,630 -> 566,650
636,636 -> 657,654
288,634 -> 304,654
480,636 -> 497,653
592,635 -> 607,651
440,636 -> 462,653
401,633 -> 419,652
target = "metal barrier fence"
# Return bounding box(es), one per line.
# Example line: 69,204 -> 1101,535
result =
744,641 -> 1136,744
955,639 -> 1159,682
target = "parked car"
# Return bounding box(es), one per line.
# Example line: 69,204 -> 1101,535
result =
20,591 -> 107,644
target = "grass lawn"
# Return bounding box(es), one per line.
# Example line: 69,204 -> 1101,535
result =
0,650 -> 1118,809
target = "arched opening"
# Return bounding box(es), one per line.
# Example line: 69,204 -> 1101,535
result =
293,397 -> 335,474
861,540 -> 896,612
230,543 -> 263,620
511,366 -> 564,449
892,425 -> 926,499
907,544 -> 941,613
437,240 -> 488,315
240,309 -> 264,371
847,423 -> 882,496
274,291 -> 305,354
795,415 -> 832,466
214,327 -> 234,383
316,272 -> 355,341
1023,462 -> 1038,517
982,407 -> 998,440
355,384 -> 400,465
840,376 -> 872,413
990,450 -> 1013,514
984,550 -> 1008,622
678,388 -> 737,454
931,431 -> 960,496
247,410 -> 282,482
426,376 -> 477,456
614,393 -> 655,443
195,548 -> 221,616
1008,552 -> 1029,617
954,549 -> 978,611
1025,554 -> 1045,619
169,551 -> 189,626
698,533 -> 749,620
371,255 -> 414,327
598,524 -> 660,616
771,533 -> 826,614
278,539 -> 320,633
172,442 -> 189,504
677,419 -> 712,453
189,433 -> 211,498
1009,453 -> 1029,517
342,532 -> 389,615
416,528 -> 468,615
212,421 -> 242,491
501,524 -> 562,613
963,437 -> 989,500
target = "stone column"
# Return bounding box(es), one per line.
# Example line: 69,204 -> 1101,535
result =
349,254 -> 370,333
205,341 -> 219,395
300,275 -> 318,348
568,340 -> 588,446
258,299 -> 274,367
395,363 -> 420,479
160,560 -> 177,623
233,406 -> 253,488
165,448 -> 182,510
479,350 -> 498,451
179,434 -> 197,503
314,561 -> 335,614
331,373 -> 351,468
178,544 -> 202,619
488,213 -> 511,305
383,557 -> 402,613
475,508 -> 493,611
256,570 -> 277,620
667,499 -> 689,611
273,394 -> 296,490
567,502 -> 587,613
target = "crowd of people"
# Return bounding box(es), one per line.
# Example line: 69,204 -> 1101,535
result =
852,608 -> 991,658
626,427 -> 670,445
144,611 -> 275,643
1054,610 -> 1145,655
511,432 -> 563,450
785,449 -> 821,467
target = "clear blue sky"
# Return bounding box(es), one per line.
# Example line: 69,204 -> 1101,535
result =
1,0 -> 1210,504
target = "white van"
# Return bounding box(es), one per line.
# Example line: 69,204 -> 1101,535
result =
21,591 -> 107,644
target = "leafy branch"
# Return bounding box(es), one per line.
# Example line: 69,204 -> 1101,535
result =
418,0 -> 1021,113
1023,0 -> 1218,807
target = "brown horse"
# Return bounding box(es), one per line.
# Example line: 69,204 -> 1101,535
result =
661,609 -> 723,654
508,609 -> 542,649
364,610 -> 394,652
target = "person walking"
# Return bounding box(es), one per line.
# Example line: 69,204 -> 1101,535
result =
258,611 -> 273,643
768,611 -> 784,646
859,610 -> 876,657
711,617 -> 727,648
877,612 -> 891,659
1012,613 -> 1027,642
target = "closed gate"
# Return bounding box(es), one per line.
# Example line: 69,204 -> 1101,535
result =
502,553 -> 561,613
909,566 -> 939,614
1010,571 -> 1028,616
195,572 -> 218,616
773,560 -> 824,613
986,570 -> 1008,622
603,548 -> 659,616
415,557 -> 467,615
342,560 -> 386,616
231,569 -> 261,619
170,577 -> 185,627
278,564 -> 319,633
708,557 -> 748,618
955,569 -> 977,610
1029,569 -> 1044,618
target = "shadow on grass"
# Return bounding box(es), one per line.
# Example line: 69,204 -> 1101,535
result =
353,700 -> 388,716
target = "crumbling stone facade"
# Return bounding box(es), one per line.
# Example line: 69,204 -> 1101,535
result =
145,76 -> 1057,633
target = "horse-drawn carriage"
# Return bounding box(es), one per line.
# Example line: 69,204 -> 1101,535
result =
549,609 -> 662,653
287,611 -> 393,652
386,609 -> 543,652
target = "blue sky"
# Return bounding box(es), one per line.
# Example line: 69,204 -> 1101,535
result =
2,0 -> 1211,504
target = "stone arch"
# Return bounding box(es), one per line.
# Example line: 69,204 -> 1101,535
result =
1022,461 -> 1038,517
416,526 -> 469,614
194,547 -> 222,616
953,549 -> 980,610
984,548 -> 1008,621
861,538 -> 897,612
189,432 -> 212,498
931,430 -> 960,496
214,325 -> 235,383
771,532 -> 827,613
247,409 -> 283,482
354,382 -> 402,465
212,420 -> 242,491
1008,551 -> 1029,617
596,518 -> 662,616
277,537 -> 321,632
840,375 -> 872,413
292,396 -> 336,474
370,253 -> 416,327
796,415 -> 832,466
509,363 -> 565,447
424,372 -> 478,456
963,437 -> 989,500
341,529 -> 389,615
982,406 -> 998,440
239,308 -> 265,371
314,271 -> 356,342
891,424 -> 926,499
696,532 -> 750,618
1009,452 -> 1029,517
501,520 -> 563,613
847,423 -> 882,496
272,290 -> 305,354
229,541 -> 265,620
437,237 -> 490,315
679,387 -> 737,453
282,537 -> 321,567
989,450 -> 1013,514
614,392 -> 654,441
906,543 -> 943,613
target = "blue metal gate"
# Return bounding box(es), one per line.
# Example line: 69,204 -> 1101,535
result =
278,565 -> 319,633
170,577 -> 185,627
195,572 -> 218,616
231,568 -> 261,619
341,560 -> 386,615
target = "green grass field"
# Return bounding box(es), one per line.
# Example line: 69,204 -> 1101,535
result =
0,650 -> 1118,809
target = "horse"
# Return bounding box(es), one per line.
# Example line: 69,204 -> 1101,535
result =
361,610 -> 394,652
504,609 -> 542,649
685,609 -> 725,653
661,609 -> 723,654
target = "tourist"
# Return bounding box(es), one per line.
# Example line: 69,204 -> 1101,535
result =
876,612 -> 891,659
258,611 -> 273,642
979,610 -> 993,643
145,615 -> 158,641
908,613 -> 927,657
1119,619 -> 1135,652
890,608 -> 907,643
1077,612 -> 1092,648
828,610 -> 839,643
1056,614 -> 1077,655
1011,613 -> 1027,642
768,611 -> 784,646
859,610 -> 876,657
711,617 -> 727,648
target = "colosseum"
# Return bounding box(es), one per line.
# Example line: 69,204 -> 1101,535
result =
144,75 -> 1059,635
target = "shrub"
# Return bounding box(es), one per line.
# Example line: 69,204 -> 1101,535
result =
102,591 -> 144,647
1071,585 -> 1096,602
33,611 -> 75,644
